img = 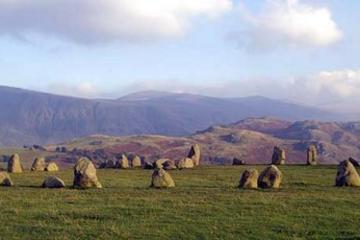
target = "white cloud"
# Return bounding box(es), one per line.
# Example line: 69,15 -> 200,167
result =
0,0 -> 232,44
300,69 -> 360,98
43,69 -> 360,113
47,82 -> 99,98
236,0 -> 342,49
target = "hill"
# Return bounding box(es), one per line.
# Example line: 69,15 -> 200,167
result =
26,117 -> 360,166
0,86 -> 342,146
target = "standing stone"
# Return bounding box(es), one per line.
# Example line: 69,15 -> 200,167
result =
73,157 -> 102,189
99,159 -> 116,169
31,157 -> 46,171
45,162 -> 59,172
144,161 -> 154,170
188,144 -> 201,166
0,172 -> 14,186
271,146 -> 286,165
233,158 -> 246,166
162,159 -> 177,170
154,159 -> 177,170
239,169 -> 258,189
151,168 -> 175,188
307,145 -> 317,165
258,165 -> 282,189
132,156 -> 142,168
177,158 -> 194,169
116,154 -> 129,169
7,154 -> 23,173
336,160 -> 360,187
348,157 -> 360,167
42,176 -> 66,188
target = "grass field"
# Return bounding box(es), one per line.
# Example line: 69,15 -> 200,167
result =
0,166 -> 360,239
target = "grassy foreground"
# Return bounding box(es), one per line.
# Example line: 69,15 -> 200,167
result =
0,166 -> 360,239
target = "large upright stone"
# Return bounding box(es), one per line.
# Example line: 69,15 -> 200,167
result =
336,160 -> 360,187
188,144 -> 201,166
132,156 -> 142,168
271,146 -> 286,165
45,162 -> 59,172
7,154 -> 23,173
307,145 -> 317,165
73,158 -> 102,189
151,168 -> 175,188
0,172 -> 14,186
154,159 -> 177,170
348,157 -> 360,167
177,158 -> 194,169
239,169 -> 258,189
117,154 -> 129,169
258,165 -> 282,189
162,159 -> 177,170
31,157 -> 46,171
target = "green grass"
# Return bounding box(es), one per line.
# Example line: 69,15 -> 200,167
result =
1,166 -> 360,239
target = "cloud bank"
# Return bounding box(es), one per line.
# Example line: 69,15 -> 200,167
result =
237,0 -> 342,49
0,0 -> 232,44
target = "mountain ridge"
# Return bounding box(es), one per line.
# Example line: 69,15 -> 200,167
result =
0,85 -> 347,146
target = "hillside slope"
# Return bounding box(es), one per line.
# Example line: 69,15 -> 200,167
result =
0,86 -> 342,146
41,117 -> 360,165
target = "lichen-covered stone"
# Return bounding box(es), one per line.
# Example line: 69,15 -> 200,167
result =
42,176 -> 65,188
132,156 -> 142,168
271,146 -> 286,165
177,158 -> 194,169
239,169 -> 258,189
151,168 -> 175,188
0,172 -> 14,186
73,157 -> 102,189
188,144 -> 201,166
7,154 -> 23,173
31,157 -> 46,171
336,160 -> 360,187
258,165 -> 282,189
307,145 -> 317,165
116,154 -> 129,169
45,162 -> 59,172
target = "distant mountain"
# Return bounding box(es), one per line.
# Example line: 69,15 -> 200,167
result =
0,86 -> 345,146
44,117 -> 360,166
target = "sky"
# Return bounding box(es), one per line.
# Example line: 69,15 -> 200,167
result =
0,0 -> 359,110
